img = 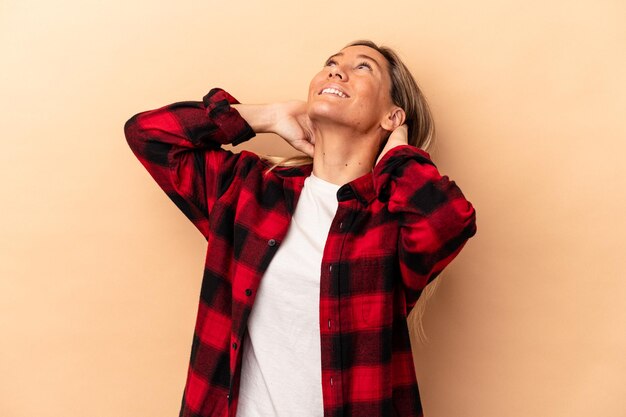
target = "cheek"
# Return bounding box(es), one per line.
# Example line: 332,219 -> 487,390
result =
308,72 -> 326,97
355,86 -> 383,113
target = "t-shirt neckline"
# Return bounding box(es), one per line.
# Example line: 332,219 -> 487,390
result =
308,172 -> 342,192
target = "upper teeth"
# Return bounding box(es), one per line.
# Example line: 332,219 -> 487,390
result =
321,88 -> 347,98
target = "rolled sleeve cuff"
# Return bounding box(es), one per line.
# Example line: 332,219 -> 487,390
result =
202,88 -> 256,146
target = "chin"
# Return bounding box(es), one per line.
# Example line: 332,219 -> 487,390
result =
307,100 -> 347,124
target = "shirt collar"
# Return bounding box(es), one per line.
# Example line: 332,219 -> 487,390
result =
282,164 -> 376,208
279,145 -> 428,209
336,173 -> 376,205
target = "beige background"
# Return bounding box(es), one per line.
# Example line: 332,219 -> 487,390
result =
2,1 -> 625,416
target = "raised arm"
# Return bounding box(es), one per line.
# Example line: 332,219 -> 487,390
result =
124,88 -> 318,238
124,88 -> 256,238
374,131 -> 477,314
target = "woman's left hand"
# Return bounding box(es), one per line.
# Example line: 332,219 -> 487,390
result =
375,124 -> 409,167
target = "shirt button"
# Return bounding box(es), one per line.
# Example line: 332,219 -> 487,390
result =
328,319 -> 331,328
339,222 -> 343,230
226,394 -> 230,399
268,239 -> 276,246
329,264 -> 333,272
245,289 -> 252,296
330,376 -> 334,387
232,342 -> 237,350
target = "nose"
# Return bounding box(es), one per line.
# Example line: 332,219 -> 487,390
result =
328,66 -> 344,80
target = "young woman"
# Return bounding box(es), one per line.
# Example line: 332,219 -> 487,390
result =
125,40 -> 477,417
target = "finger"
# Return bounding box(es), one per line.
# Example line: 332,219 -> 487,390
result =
298,141 -> 315,158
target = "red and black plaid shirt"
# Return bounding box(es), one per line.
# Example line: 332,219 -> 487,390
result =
124,88 -> 477,417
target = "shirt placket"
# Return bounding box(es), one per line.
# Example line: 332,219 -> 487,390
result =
320,183 -> 359,415
228,206 -> 294,414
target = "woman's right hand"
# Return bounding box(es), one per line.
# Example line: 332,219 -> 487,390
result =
233,101 -> 315,157
270,101 -> 315,157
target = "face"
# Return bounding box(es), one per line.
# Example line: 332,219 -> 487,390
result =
307,45 -> 396,134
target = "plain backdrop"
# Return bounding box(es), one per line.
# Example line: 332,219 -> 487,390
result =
1,1 -> 625,416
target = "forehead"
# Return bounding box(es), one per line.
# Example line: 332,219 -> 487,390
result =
334,45 -> 392,84
328,45 -> 391,77
338,45 -> 388,64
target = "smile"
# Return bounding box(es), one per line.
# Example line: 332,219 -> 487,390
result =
319,87 -> 349,98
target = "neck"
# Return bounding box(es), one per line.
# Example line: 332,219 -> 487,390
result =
310,122 -> 381,186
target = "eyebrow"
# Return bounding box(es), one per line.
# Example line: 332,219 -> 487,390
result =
325,52 -> 382,70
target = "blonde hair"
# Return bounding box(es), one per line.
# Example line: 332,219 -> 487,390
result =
259,40 -> 440,342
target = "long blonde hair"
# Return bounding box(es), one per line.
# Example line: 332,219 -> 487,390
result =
260,40 -> 440,342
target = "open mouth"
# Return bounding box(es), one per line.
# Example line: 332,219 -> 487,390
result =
319,87 -> 349,98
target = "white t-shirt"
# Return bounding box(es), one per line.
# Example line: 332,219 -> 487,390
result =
236,172 -> 341,417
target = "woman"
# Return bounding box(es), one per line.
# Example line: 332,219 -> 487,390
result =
125,40 -> 477,417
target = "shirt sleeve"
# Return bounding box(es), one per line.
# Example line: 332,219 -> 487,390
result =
374,145 -> 478,313
124,88 -> 256,238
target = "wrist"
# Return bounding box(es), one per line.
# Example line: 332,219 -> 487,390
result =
232,103 -> 278,134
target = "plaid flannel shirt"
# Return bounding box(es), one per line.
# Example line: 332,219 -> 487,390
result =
124,88 -> 477,417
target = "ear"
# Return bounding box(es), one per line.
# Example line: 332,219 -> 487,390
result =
380,106 -> 406,132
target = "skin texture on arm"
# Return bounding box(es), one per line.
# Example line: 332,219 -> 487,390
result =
232,102 -> 316,157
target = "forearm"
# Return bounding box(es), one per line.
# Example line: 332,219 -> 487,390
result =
232,103 -> 279,134
125,89 -> 255,154
234,100 -> 314,157
124,88 -> 255,237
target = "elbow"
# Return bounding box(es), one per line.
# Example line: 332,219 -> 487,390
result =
459,198 -> 477,240
444,176 -> 477,240
123,113 -> 142,149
